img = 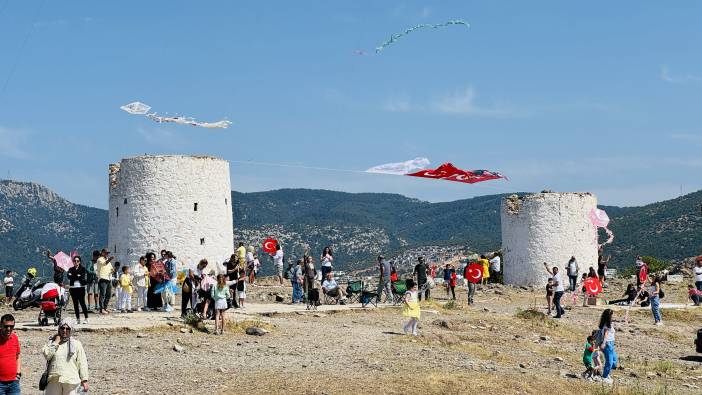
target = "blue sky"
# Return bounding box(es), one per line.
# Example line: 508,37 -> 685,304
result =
1,1 -> 701,209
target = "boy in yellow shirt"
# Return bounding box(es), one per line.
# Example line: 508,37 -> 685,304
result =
118,266 -> 133,313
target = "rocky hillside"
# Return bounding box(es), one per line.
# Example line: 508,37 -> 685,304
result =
1,179 -> 701,275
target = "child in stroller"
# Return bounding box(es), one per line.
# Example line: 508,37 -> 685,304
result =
38,282 -> 66,326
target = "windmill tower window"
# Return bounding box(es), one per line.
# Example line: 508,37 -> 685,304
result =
123,198 -> 127,204
194,203 -> 198,211
200,238 -> 205,245
116,207 -> 119,217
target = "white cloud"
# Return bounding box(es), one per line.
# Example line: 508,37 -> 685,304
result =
660,65 -> 702,84
0,127 -> 28,159
431,87 -> 520,117
382,96 -> 413,112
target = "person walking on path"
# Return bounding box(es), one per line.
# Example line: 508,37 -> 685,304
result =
41,320 -> 89,394
402,279 -> 420,336
0,314 -> 21,395
648,275 -> 663,325
2,272 -> 13,306
567,256 -> 579,292
413,257 -> 430,301
96,248 -> 114,315
597,308 -> 617,384
543,263 -> 565,318
66,256 -> 89,324
376,255 -> 392,303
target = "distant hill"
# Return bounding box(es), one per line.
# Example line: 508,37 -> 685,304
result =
1,179 -> 700,275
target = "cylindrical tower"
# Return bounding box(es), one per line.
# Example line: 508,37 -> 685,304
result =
108,155 -> 233,270
501,192 -> 598,287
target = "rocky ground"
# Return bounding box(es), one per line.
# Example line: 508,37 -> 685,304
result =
5,275 -> 702,395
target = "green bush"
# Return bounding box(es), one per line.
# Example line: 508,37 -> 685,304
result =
620,256 -> 670,277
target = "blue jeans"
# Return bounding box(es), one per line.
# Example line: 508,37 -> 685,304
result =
0,380 -> 20,395
603,341 -> 616,378
553,291 -> 565,317
321,266 -> 332,281
291,281 -> 303,303
568,275 -> 578,292
650,295 -> 661,322
696,281 -> 702,292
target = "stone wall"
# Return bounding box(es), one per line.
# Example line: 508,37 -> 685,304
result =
107,155 -> 233,270
501,192 -> 598,287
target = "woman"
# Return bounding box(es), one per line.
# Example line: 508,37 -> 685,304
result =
608,284 -> 638,306
320,247 -> 334,284
225,255 -> 239,309
132,257 -> 149,312
290,259 -> 303,304
42,320 -> 89,394
66,256 -> 89,324
648,275 -> 662,325
145,252 -> 163,311
303,256 -> 317,299
598,308 -> 617,384
587,267 -> 598,279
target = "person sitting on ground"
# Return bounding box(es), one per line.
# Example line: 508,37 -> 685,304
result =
635,287 -> 650,307
608,284 -> 638,306
688,284 -> 702,306
322,273 -> 342,303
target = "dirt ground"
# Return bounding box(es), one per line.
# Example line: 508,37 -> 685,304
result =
5,276 -> 702,395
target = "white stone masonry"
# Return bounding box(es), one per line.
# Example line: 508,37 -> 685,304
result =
107,155 -> 233,271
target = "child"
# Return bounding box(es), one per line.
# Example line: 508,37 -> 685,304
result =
112,262 -> 122,312
237,266 -> 247,308
688,284 -> 702,306
582,334 -> 596,378
402,279 -> 421,336
3,271 -> 14,305
546,278 -> 554,315
118,266 -> 133,313
448,266 -> 457,301
580,273 -> 589,307
390,265 -> 398,282
211,274 -> 236,335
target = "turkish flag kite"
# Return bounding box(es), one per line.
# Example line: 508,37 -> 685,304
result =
584,277 -> 602,296
465,263 -> 483,284
639,265 -> 648,284
262,238 -> 278,254
406,163 -> 505,184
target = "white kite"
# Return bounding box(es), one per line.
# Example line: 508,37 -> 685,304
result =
366,157 -> 431,175
120,101 -> 232,129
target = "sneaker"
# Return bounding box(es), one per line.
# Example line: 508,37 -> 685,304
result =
127,310 -> 133,313
164,305 -> 174,313
77,319 -> 81,324
602,377 -> 613,384
83,319 -> 89,324
655,321 -> 663,326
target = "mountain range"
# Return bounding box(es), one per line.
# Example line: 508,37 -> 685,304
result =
1,179 -> 700,275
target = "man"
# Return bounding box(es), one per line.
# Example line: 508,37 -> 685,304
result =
544,263 -> 565,318
598,252 -> 611,285
96,248 -> 114,315
86,251 -> 99,311
567,256 -> 579,292
0,314 -> 20,395
489,254 -> 501,280
2,272 -> 13,306
375,255 -> 392,303
463,263 -> 476,305
322,273 -> 342,303
413,257 -> 430,301
271,244 -> 284,286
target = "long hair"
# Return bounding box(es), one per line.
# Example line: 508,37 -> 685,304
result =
598,308 -> 613,329
322,246 -> 333,257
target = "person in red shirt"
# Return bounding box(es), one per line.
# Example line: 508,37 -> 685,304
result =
0,314 -> 20,395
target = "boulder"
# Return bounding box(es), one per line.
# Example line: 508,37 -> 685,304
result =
245,327 -> 269,336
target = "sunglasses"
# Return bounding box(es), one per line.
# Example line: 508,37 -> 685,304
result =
59,326 -> 71,331
2,325 -> 14,330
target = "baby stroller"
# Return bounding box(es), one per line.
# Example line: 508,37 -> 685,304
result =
38,283 -> 65,326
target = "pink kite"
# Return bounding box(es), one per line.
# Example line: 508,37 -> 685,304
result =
53,251 -> 73,272
589,208 -> 614,248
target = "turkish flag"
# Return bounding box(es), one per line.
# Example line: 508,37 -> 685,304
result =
406,163 -> 504,184
464,263 -> 483,284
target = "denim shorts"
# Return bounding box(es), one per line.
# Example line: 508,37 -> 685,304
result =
86,281 -> 99,294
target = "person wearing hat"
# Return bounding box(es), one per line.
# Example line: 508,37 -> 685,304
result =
41,320 -> 88,394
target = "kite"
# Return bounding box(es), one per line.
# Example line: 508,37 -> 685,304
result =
52,251 -> 73,272
262,238 -> 278,254
639,265 -> 648,284
120,101 -> 232,129
375,19 -> 470,53
366,157 -> 430,175
589,208 -> 614,248
465,263 -> 483,284
583,277 -> 602,296
366,159 -> 505,185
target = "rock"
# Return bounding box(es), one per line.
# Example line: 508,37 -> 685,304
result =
519,363 -> 527,369
167,322 -> 175,327
683,384 -> 699,389
173,345 -> 184,352
564,373 -> 578,379
554,357 -> 563,362
295,311 -> 305,316
268,345 -> 277,349
494,290 -> 504,295
313,313 -> 327,318
342,324 -> 350,328
275,295 -> 285,302
540,335 -> 550,341
218,367 -> 228,374
136,333 -> 147,338
483,308 -> 491,312
646,372 -> 656,378
245,327 -> 269,336
180,327 -> 188,333
434,319 -> 451,329
629,372 -> 639,378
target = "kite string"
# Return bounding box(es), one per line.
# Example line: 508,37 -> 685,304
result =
229,159 -> 513,192
0,0 -> 47,101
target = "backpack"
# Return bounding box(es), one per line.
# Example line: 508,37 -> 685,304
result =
658,287 -> 665,299
284,264 -> 293,280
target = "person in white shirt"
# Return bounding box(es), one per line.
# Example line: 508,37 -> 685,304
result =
132,257 -> 149,311
489,254 -> 501,283
321,273 -> 342,302
544,263 -> 565,318
270,244 -> 284,286
566,256 -> 579,292
694,257 -> 702,292
3,271 -> 14,304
